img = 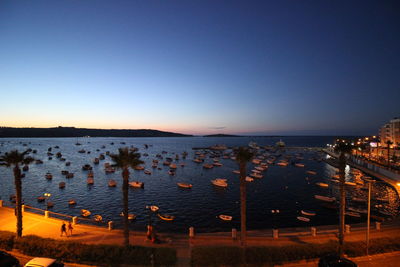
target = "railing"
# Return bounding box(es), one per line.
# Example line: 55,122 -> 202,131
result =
0,201 -> 112,229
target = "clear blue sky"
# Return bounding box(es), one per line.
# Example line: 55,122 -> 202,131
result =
0,0 -> 399,135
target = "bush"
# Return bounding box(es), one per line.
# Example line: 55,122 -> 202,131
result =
191,238 -> 400,267
0,231 -> 15,250
12,234 -> 176,266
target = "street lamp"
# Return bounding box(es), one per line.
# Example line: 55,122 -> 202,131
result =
271,209 -> 280,229
44,193 -> 51,210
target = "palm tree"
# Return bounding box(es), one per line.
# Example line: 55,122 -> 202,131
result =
234,146 -> 254,247
109,147 -> 143,247
386,140 -> 393,168
0,150 -> 34,238
334,141 -> 353,257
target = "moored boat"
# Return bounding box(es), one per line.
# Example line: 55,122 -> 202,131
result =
211,178 -> 228,188
297,216 -> 310,222
301,210 -> 316,216
129,181 -> 144,188
81,209 -> 91,217
94,215 -> 102,222
314,195 -> 336,202
108,180 -> 117,187
177,182 -> 192,189
158,214 -> 175,221
219,214 -> 232,221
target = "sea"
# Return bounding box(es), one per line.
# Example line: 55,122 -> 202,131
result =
0,136 -> 399,233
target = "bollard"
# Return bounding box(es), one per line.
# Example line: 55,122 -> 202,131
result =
108,221 -> 113,231
72,216 -> 78,225
232,228 -> 237,240
189,226 -> 195,238
345,224 -> 350,234
0,200 -> 3,207
44,210 -> 49,218
375,221 -> 381,231
22,205 -> 25,212
273,229 -> 279,239
311,227 -> 317,237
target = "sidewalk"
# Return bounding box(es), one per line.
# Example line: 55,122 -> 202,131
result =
1,206 -> 400,266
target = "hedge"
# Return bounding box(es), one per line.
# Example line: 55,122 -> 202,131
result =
191,238 -> 400,267
0,231 -> 176,266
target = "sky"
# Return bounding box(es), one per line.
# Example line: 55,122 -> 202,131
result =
0,0 -> 399,136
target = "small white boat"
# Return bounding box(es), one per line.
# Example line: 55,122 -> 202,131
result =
307,171 -> 317,175
245,176 -> 254,182
150,205 -> 159,212
129,181 -> 144,188
134,165 -> 145,171
219,215 -> 232,221
94,215 -> 102,222
213,162 -> 223,167
232,170 -> 240,174
314,195 -> 336,202
144,170 -> 152,175
276,162 -> 288,167
297,216 -> 310,222
120,212 -> 137,220
108,180 -> 117,187
177,182 -> 192,189
158,214 -> 175,221
295,163 -> 305,168
301,210 -> 316,216
170,163 -> 177,169
68,199 -> 77,205
81,209 -> 91,217
316,182 -> 329,188
211,179 -> 228,188
250,173 -> 263,179
203,164 -> 214,169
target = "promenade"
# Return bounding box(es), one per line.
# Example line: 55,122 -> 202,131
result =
1,206 -> 400,266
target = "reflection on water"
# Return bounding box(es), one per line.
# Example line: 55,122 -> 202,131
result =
0,137 -> 398,233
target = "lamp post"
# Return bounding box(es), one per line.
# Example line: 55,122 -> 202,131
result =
363,178 -> 376,255
44,193 -> 51,210
271,209 -> 280,229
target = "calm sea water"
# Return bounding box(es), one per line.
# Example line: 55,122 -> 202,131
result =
0,136 -> 399,233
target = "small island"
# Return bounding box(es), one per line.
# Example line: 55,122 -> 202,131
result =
203,134 -> 240,137
0,126 -> 192,138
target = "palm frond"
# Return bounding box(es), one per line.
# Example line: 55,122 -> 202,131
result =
109,147 -> 144,169
234,147 -> 254,163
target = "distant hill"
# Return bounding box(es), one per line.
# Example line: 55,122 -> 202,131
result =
0,127 -> 192,138
203,134 -> 240,137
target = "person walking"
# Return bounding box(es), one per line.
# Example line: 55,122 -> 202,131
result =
68,221 -> 73,237
60,222 -> 67,237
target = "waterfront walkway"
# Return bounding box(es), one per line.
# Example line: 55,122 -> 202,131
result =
1,206 -> 400,266
322,149 -> 400,195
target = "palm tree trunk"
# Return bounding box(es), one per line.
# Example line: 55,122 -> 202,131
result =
338,153 -> 346,257
13,165 -> 23,238
387,146 -> 391,168
239,162 -> 247,247
122,168 -> 130,247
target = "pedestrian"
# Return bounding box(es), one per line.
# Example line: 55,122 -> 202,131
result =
68,221 -> 73,236
60,222 -> 67,237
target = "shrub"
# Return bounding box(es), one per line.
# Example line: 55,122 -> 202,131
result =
0,231 -> 15,250
13,234 -> 176,266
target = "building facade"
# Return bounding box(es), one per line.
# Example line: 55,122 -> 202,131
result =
379,117 -> 400,147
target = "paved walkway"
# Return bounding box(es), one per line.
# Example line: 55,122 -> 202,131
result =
1,206 -> 400,266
